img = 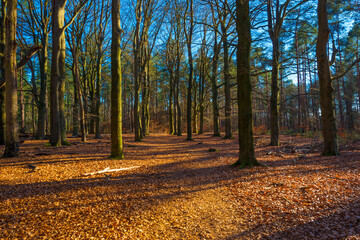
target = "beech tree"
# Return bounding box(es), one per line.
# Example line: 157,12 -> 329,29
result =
49,0 -> 87,146
110,0 -> 124,159
233,0 -> 261,167
3,0 -> 17,157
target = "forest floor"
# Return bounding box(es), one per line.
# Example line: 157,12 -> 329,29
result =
0,133 -> 359,239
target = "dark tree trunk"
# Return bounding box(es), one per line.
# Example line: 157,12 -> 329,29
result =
185,0 -> 194,140
37,32 -> 48,139
233,0 -> 260,167
3,0 -> 18,157
211,32 -> 220,137
72,81 -> 79,137
0,0 -> 6,145
316,0 -> 339,155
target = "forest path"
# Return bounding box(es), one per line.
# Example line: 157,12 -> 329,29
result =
0,133 -> 359,239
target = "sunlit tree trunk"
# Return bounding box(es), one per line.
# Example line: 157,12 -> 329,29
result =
110,0 -> 124,158
316,0 -> 338,155
50,0 -> 66,146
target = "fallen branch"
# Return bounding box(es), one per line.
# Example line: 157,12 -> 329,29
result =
82,166 -> 140,176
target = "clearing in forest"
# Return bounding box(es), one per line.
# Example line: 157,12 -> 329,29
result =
0,133 -> 359,239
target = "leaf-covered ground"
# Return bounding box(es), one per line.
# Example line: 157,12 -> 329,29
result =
0,133 -> 359,239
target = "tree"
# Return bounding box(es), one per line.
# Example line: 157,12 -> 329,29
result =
233,0 -> 261,167
3,0 -> 17,157
316,0 -> 338,155
50,0 -> 87,146
184,0 -> 194,140
110,0 -> 124,159
0,0 -> 6,145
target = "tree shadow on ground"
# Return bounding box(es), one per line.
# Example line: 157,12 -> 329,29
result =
226,200 -> 360,240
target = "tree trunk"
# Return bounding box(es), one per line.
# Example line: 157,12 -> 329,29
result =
19,53 -> 25,133
95,40 -> 103,139
3,0 -> 18,157
72,81 -> 79,137
222,16 -> 232,139
133,0 -> 142,141
110,0 -> 124,159
211,32 -> 220,137
73,49 -> 86,142
0,0 -> 6,145
169,73 -> 174,134
37,31 -> 48,139
185,0 -> 194,140
50,0 -> 66,146
176,40 -> 181,136
233,0 -> 260,167
316,0 -> 338,155
270,42 -> 280,146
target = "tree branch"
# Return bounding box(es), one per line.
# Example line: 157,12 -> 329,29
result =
332,57 -> 360,81
62,0 -> 89,32
17,45 -> 42,70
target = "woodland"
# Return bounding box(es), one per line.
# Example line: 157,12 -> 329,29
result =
0,0 -> 360,239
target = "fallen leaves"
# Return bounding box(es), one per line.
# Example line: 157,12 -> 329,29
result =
0,133 -> 359,239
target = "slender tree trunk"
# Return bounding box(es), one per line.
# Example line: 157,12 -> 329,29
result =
19,54 -> 25,133
95,40 -> 103,139
222,17 -> 232,139
233,0 -> 260,167
199,65 -> 204,134
3,0 -> 18,157
270,42 -> 280,146
316,0 -> 338,155
176,41 -> 181,136
37,31 -> 48,139
169,73 -> 174,134
185,0 -> 194,140
73,49 -> 86,142
72,81 -> 79,137
110,0 -> 124,158
211,32 -> 220,137
133,0 -> 142,141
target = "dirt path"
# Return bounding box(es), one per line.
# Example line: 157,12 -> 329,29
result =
0,133 -> 359,239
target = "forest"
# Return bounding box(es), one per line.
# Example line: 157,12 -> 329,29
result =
0,0 -> 359,239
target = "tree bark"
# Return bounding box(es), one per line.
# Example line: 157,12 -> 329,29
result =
221,12 -> 232,139
50,0 -> 66,146
185,0 -> 194,140
3,0 -> 18,157
233,0 -> 260,167
211,30 -> 220,137
316,0 -> 339,155
110,0 -> 124,158
0,0 -> 6,145
37,29 -> 49,139
133,0 -> 142,141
